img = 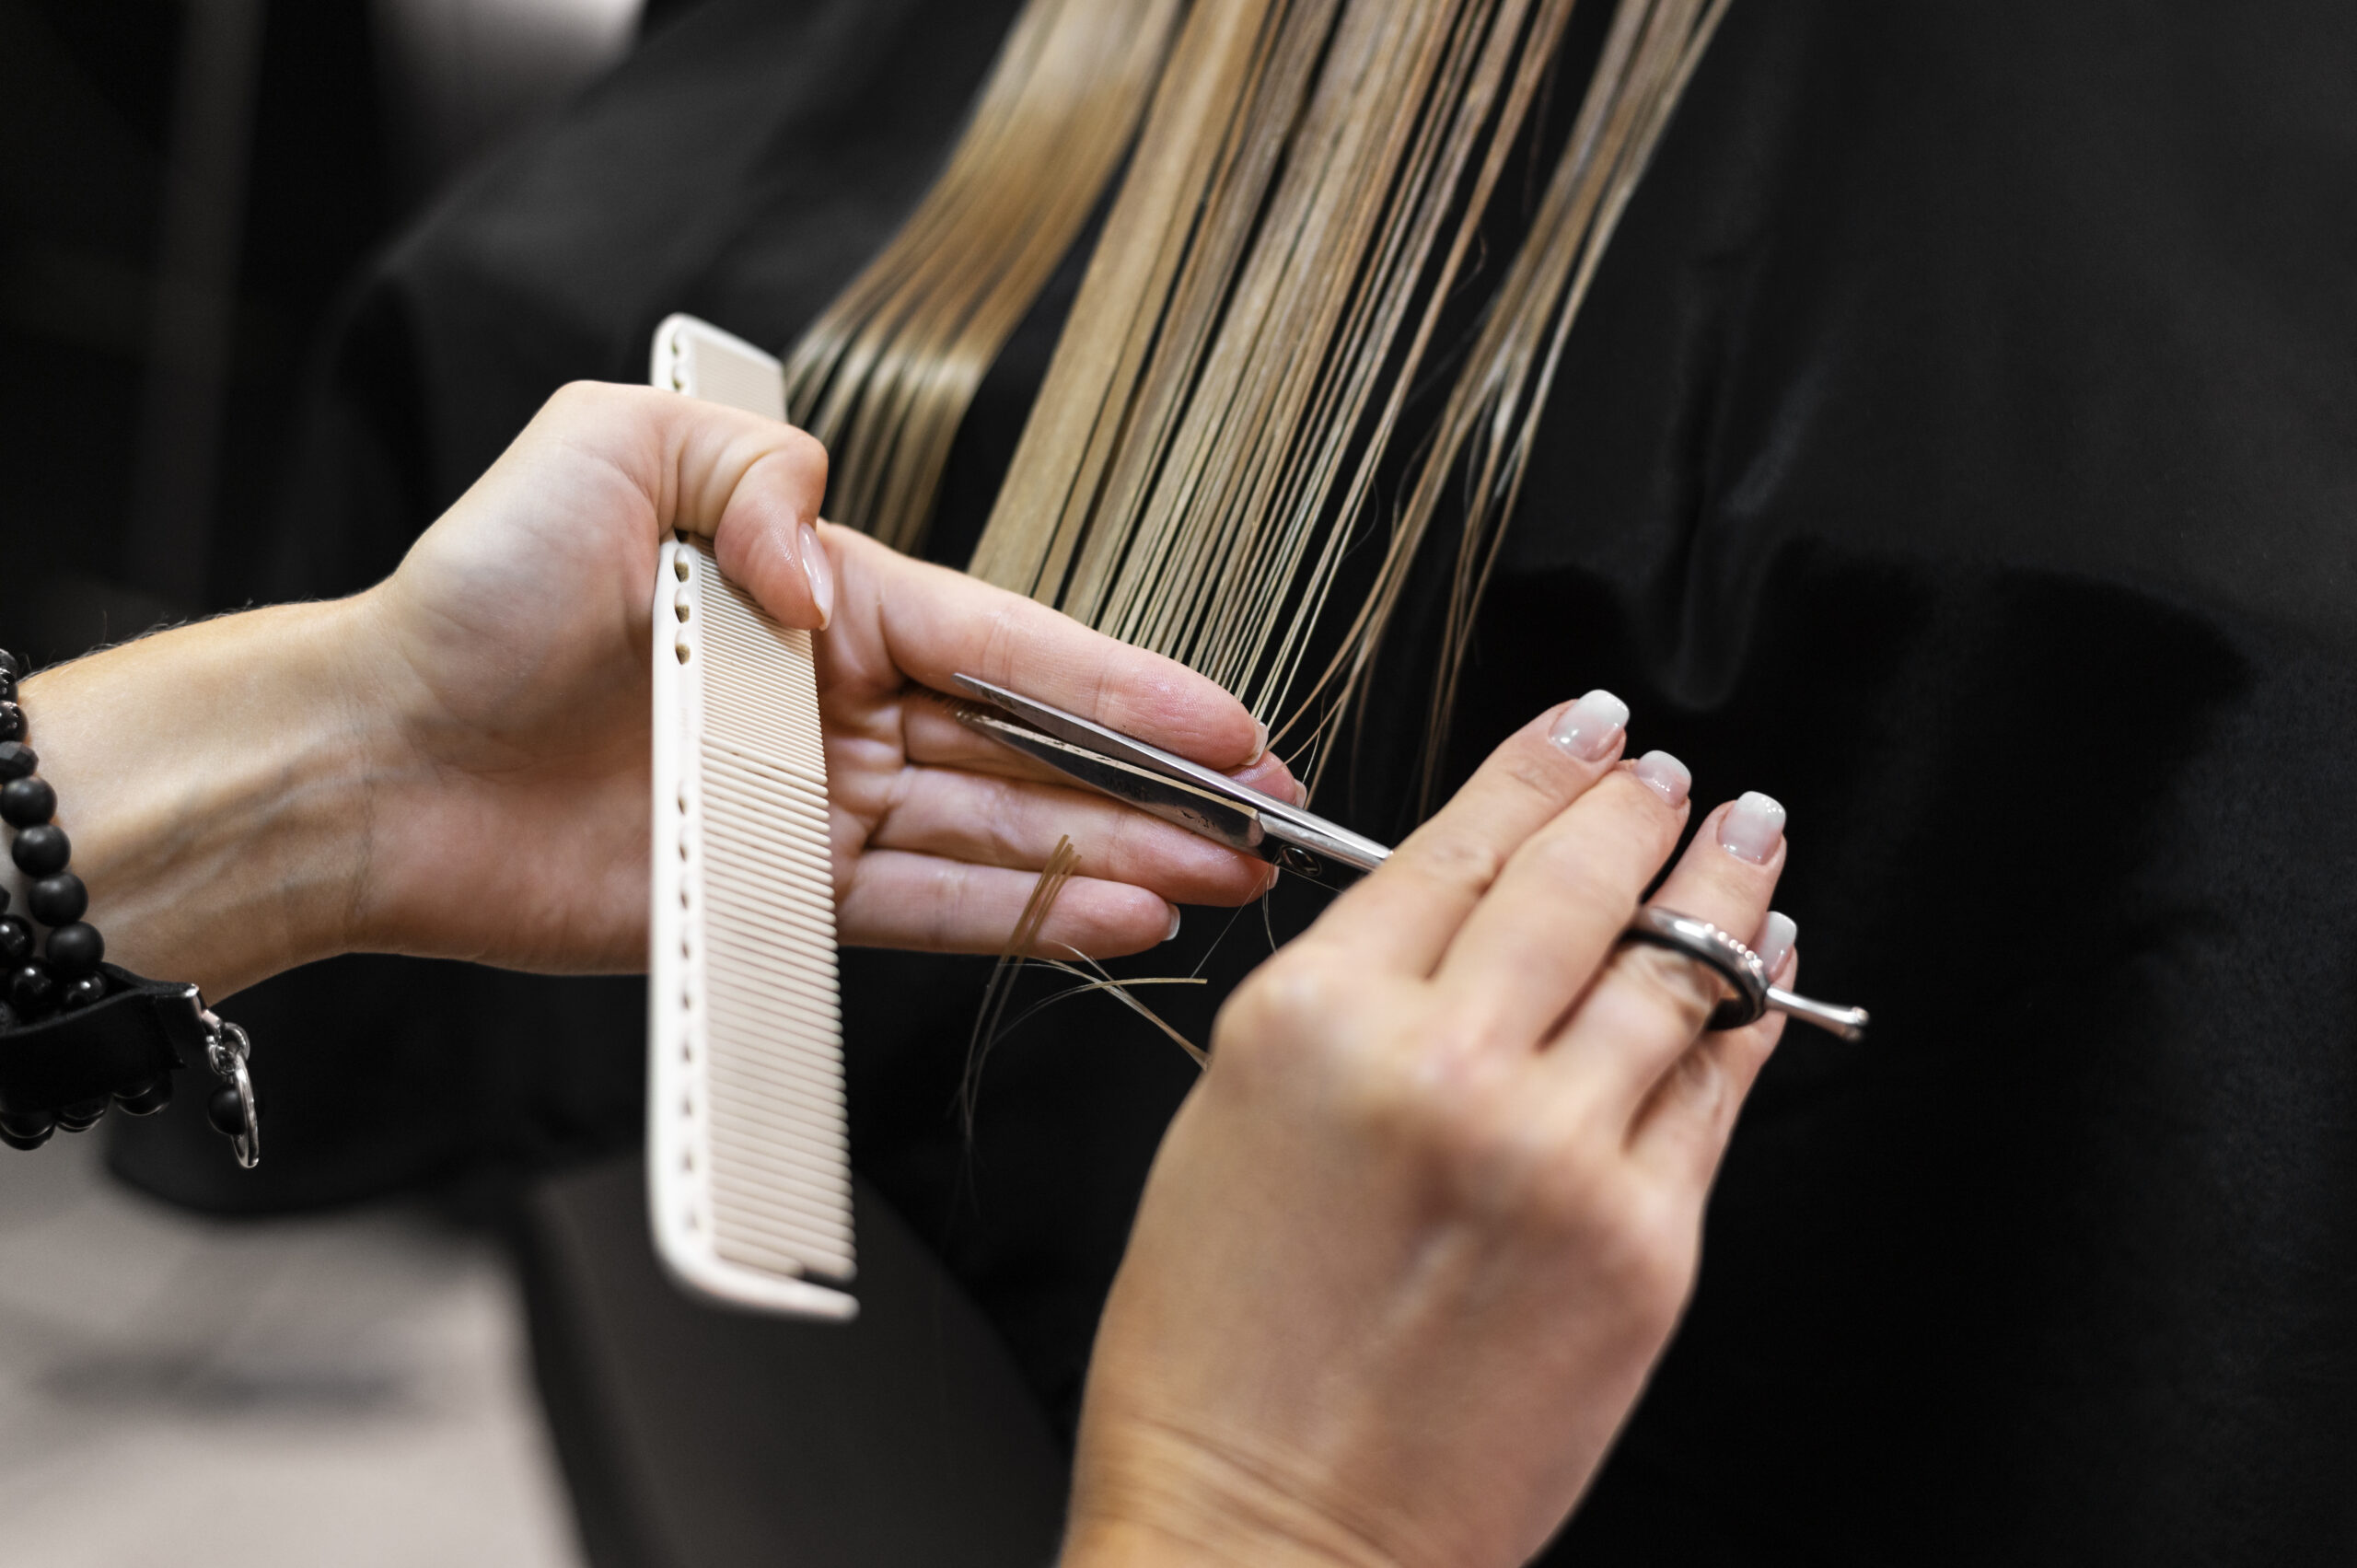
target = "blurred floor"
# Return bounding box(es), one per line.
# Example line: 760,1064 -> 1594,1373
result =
0,1134 -> 583,1568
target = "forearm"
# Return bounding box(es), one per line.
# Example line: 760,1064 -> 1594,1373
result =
11,598 -> 389,1001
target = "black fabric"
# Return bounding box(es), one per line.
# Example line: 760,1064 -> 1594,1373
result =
134,0 -> 2357,1560
516,1157 -> 1067,1568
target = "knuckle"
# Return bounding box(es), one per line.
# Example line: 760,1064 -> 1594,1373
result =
1342,1044 -> 1545,1202
1402,829 -> 1505,897
1494,740 -> 1574,804
1213,954 -> 1343,1068
1521,1143 -> 1617,1235
1533,1176 -> 1694,1323
1606,1213 -> 1695,1324
974,606 -> 1021,686
1521,830 -> 1639,913
977,776 -> 1027,864
1085,658 -> 1119,729
1571,772 -> 1682,873
786,425 -> 830,484
543,379 -> 621,425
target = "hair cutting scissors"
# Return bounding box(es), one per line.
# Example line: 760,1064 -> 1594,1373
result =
949,674 -> 1869,1040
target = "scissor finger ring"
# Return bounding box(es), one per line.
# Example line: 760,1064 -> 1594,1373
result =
1620,907 -> 1869,1041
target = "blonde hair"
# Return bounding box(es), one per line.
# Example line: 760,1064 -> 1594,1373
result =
797,0 -> 1730,788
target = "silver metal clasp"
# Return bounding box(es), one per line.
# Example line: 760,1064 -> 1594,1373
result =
200,1009 -> 260,1168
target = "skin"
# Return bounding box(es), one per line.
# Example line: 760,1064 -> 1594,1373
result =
1062,712 -> 1792,1568
13,383 -> 1292,1000
11,384 -> 1794,1566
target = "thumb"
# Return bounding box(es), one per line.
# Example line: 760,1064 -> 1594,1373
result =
652,387 -> 835,630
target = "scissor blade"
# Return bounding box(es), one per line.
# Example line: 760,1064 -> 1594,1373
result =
952,675 -> 1256,799
950,674 -> 1390,887
955,708 -> 1270,857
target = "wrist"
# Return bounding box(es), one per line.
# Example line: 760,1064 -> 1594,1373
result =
1062,1516 -> 1388,1568
1062,1413 -> 1409,1568
16,597 -> 397,999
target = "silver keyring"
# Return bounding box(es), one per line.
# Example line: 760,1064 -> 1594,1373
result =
202,1014 -> 261,1168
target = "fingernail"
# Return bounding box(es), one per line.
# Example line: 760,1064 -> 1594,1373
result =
1752,911 -> 1797,978
1292,777 -> 1310,807
1720,791 -> 1786,864
1631,749 -> 1690,807
799,522 -> 834,628
1164,906 -> 1183,943
1550,690 -> 1629,762
1252,719 -> 1270,756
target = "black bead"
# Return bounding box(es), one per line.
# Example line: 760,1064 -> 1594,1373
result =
0,703 -> 20,744
0,1111 -> 52,1151
44,922 -> 102,977
8,963 -> 54,1015
29,873 -> 85,926
0,742 -> 35,782
0,649 -> 18,681
0,916 -> 29,967
206,1085 -> 249,1137
54,1098 -> 107,1133
116,1074 -> 174,1117
1,776 -> 54,827
61,972 -> 106,1010
10,822 -> 66,877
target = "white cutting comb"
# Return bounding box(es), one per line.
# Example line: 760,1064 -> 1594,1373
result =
647,313 -> 856,1318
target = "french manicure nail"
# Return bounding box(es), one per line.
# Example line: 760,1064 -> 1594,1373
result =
1252,719 -> 1270,757
1720,791 -> 1786,864
799,522 -> 835,627
1752,911 -> 1797,978
1165,906 -> 1183,943
1632,749 -> 1690,807
1550,690 -> 1630,762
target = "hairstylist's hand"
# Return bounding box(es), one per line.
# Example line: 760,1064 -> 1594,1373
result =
355,382 -> 1288,971
19,383 -> 1290,1000
1063,699 -> 1796,1568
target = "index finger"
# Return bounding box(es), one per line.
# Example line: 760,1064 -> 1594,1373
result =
838,526 -> 1268,772
595,383 -> 1270,774
1303,692 -> 1631,978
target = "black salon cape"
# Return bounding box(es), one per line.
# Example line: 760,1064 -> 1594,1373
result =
158,0 -> 2357,1561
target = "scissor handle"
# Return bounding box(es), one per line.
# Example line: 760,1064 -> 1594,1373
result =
1620,908 -> 1868,1040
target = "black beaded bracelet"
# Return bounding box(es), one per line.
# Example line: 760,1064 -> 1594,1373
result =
0,647 -> 260,1165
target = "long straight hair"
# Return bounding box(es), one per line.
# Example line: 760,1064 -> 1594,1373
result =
795,0 -> 1730,791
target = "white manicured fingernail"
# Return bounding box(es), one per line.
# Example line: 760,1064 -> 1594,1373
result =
1165,906 -> 1182,943
1293,777 -> 1310,807
799,522 -> 834,627
1550,690 -> 1629,762
1720,791 -> 1785,864
1752,911 -> 1796,977
1632,749 -> 1690,807
1252,719 -> 1270,756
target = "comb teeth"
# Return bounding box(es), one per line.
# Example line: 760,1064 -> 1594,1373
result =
649,537 -> 856,1318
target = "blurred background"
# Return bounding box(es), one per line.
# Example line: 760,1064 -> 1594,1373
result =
0,2 -> 707,1560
